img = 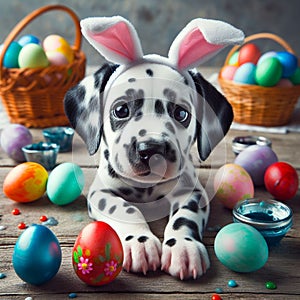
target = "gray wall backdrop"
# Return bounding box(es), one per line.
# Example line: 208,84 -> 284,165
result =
0,0 -> 299,68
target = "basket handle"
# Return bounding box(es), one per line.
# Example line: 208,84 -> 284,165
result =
223,32 -> 295,65
0,4 -> 82,78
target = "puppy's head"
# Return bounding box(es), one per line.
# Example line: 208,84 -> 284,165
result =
64,16 -> 244,183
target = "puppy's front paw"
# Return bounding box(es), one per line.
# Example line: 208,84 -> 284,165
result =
122,233 -> 161,275
161,237 -> 210,280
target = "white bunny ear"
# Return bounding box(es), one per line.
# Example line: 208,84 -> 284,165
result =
168,18 -> 244,71
81,16 -> 144,65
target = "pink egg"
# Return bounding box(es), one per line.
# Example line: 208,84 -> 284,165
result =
214,164 -> 254,209
276,78 -> 293,87
46,51 -> 69,65
220,65 -> 238,80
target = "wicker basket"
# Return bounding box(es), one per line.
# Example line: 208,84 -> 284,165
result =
0,5 -> 86,128
218,33 -> 300,127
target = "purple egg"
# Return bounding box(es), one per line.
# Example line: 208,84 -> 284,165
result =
234,145 -> 278,186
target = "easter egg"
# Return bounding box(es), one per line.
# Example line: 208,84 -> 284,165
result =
18,43 -> 49,68
238,43 -> 261,65
234,145 -> 278,186
3,162 -> 48,203
233,63 -> 256,85
2,41 -> 22,68
220,65 -> 237,80
228,51 -> 239,66
18,34 -> 40,47
13,224 -> 61,285
257,51 -> 277,65
46,50 -> 69,65
47,162 -> 85,205
255,57 -> 282,87
276,51 -> 298,78
214,223 -> 268,273
264,162 -> 299,201
72,221 -> 123,286
290,67 -> 300,85
0,124 -> 33,162
214,164 -> 254,209
43,34 -> 74,64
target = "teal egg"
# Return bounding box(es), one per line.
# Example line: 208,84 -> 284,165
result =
2,41 -> 22,68
233,63 -> 256,85
214,223 -> 268,273
47,162 -> 85,205
255,57 -> 282,87
18,43 -> 49,68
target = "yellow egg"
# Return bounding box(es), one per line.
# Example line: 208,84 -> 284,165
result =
3,162 -> 48,203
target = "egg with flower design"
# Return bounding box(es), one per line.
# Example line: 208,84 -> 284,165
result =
72,221 -> 123,286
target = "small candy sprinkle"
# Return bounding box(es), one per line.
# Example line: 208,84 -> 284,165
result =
69,292 -> 78,298
42,216 -> 58,226
0,225 -> 7,231
12,208 -> 21,215
18,222 -> 27,230
211,294 -> 222,300
215,287 -> 223,294
39,215 -> 48,222
265,281 -> 277,290
228,279 -> 238,287
0,273 -> 7,279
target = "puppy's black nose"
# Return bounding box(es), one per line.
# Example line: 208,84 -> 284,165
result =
137,141 -> 166,163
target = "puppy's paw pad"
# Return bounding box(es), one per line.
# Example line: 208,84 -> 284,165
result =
161,237 -> 210,280
123,234 -> 161,274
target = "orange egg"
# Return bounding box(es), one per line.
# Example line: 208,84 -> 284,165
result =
3,162 -> 48,203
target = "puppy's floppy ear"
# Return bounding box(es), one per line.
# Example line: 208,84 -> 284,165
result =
64,63 -> 118,155
190,71 -> 233,161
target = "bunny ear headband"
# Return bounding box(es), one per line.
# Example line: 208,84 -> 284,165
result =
80,16 -> 244,72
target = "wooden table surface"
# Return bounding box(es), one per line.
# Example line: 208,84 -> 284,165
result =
0,127 -> 299,300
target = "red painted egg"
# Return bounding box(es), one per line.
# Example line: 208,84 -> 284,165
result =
238,43 -> 261,65
72,221 -> 123,286
264,162 -> 299,201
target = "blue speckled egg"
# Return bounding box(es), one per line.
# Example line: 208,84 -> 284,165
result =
233,63 -> 256,85
214,223 -> 268,273
12,224 -> 61,285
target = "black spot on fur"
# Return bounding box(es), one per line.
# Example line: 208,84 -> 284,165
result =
125,235 -> 134,241
182,200 -> 199,213
146,69 -> 153,76
138,236 -> 149,243
155,99 -> 165,115
104,149 -> 109,160
89,190 -> 96,198
128,78 -> 136,82
118,187 -> 133,195
126,207 -> 136,214
166,238 -> 176,247
98,198 -> 106,211
172,202 -> 179,216
107,163 -> 118,178
184,77 -> 189,85
139,129 -> 147,136
173,217 -> 201,242
109,205 -> 116,214
165,122 -> 175,134
164,88 -> 176,102
185,237 -> 192,241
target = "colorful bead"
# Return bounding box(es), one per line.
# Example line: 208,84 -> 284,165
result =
228,279 -> 238,287
12,208 -> 21,215
265,281 -> 277,290
18,222 -> 26,230
212,294 -> 222,300
69,292 -> 78,298
39,215 -> 48,222
0,273 -> 6,279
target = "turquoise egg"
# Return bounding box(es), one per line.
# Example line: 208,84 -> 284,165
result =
2,41 -> 22,68
13,224 -> 61,285
233,63 -> 256,85
214,223 -> 268,273
276,51 -> 298,78
18,34 -> 40,47
47,162 -> 85,205
255,57 -> 282,87
18,43 -> 49,68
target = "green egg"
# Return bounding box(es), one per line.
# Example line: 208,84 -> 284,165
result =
290,67 -> 300,85
18,43 -> 49,68
255,57 -> 282,87
47,162 -> 85,205
228,51 -> 239,66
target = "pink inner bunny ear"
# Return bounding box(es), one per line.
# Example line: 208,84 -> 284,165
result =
169,18 -> 244,71
177,28 -> 223,70
81,17 -> 143,65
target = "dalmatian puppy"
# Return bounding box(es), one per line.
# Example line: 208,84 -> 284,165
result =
64,16 -> 244,280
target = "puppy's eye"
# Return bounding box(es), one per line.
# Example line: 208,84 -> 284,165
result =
174,105 -> 189,123
114,103 -> 130,118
